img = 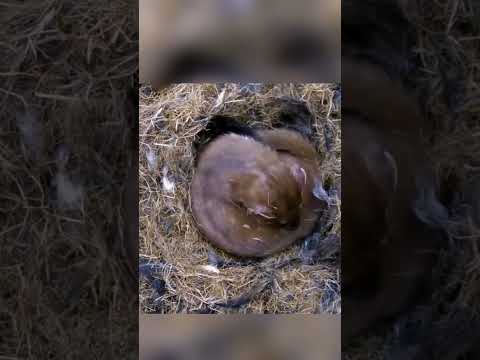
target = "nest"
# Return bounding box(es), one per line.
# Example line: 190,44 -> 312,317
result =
0,1 -> 137,358
345,0 -> 480,359
139,83 -> 341,314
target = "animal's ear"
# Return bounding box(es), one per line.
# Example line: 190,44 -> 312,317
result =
290,163 -> 307,186
413,177 -> 449,228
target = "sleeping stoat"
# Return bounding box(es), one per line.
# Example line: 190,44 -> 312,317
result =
342,78 -> 448,343
191,130 -> 324,257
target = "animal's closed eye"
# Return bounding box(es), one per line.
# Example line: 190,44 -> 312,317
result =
276,148 -> 294,154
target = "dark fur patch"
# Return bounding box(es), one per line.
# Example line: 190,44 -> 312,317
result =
193,114 -> 258,165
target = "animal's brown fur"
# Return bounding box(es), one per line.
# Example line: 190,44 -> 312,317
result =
342,58 -> 428,136
342,63 -> 447,342
191,130 -> 323,257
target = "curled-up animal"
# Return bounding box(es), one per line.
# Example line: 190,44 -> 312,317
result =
342,108 -> 448,344
191,128 -> 324,257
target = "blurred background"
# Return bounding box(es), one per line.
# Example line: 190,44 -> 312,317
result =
139,0 -> 340,85
140,315 -> 340,360
343,1 -> 480,359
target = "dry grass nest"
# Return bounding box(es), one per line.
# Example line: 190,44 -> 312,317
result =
345,1 -> 480,359
139,83 -> 341,314
1,1 -> 137,358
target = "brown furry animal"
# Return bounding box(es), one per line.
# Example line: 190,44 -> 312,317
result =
341,0 -> 454,350
342,58 -> 430,136
342,77 -> 448,342
191,130 -> 324,257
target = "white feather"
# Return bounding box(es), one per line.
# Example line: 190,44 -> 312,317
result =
55,172 -> 84,210
162,167 -> 175,193
213,88 -> 226,109
146,148 -> 157,171
200,265 -> 220,274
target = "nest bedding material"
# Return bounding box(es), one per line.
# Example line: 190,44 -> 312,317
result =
1,1 -> 137,358
139,83 -> 341,314
343,1 -> 480,359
